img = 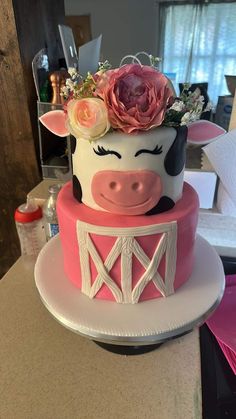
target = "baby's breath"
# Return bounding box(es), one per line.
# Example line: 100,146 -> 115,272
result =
98,60 -> 112,72
61,69 -> 97,100
68,67 -> 79,79
149,55 -> 162,67
164,84 -> 211,127
77,72 -> 97,98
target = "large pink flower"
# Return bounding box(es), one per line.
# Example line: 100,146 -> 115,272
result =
96,64 -> 173,133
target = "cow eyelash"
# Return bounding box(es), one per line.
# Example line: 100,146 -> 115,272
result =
93,145 -> 122,159
134,144 -> 163,157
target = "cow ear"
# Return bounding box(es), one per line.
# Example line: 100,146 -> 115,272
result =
187,120 -> 226,145
164,125 -> 187,176
39,110 -> 70,137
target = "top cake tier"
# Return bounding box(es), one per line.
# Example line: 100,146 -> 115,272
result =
71,125 -> 187,215
39,60 -> 207,215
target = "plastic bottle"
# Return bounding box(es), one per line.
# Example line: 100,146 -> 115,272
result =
43,184 -> 62,241
15,199 -> 46,256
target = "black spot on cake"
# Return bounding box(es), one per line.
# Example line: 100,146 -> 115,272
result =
145,196 -> 175,215
164,125 -> 187,176
70,136 -> 76,154
73,175 -> 82,202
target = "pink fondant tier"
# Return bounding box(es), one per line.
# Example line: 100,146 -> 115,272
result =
57,182 -> 199,303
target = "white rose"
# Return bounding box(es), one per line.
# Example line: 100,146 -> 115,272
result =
66,98 -> 110,141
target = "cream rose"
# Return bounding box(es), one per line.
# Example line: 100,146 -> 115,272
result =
66,98 -> 110,141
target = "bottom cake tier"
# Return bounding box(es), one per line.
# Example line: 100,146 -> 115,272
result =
57,182 -> 199,304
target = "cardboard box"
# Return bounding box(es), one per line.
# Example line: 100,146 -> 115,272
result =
215,95 -> 233,130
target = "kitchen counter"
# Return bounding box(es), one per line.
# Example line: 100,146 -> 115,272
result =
0,255 -> 202,419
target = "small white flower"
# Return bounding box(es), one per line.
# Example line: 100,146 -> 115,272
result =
66,79 -> 76,91
181,110 -> 202,125
205,101 -> 213,112
180,112 -> 191,125
189,111 -> 199,121
68,67 -> 78,78
61,86 -> 69,96
169,100 -> 185,112
198,95 -> 205,105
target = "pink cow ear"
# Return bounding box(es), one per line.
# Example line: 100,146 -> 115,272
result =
39,110 -> 70,137
187,120 -> 226,146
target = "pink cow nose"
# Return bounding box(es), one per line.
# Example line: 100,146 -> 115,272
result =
91,170 -> 162,215
109,180 -> 142,192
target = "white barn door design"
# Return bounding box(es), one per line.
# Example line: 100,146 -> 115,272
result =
76,220 -> 177,304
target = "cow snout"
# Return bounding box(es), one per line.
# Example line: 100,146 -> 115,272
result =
91,170 -> 162,215
108,180 -> 143,192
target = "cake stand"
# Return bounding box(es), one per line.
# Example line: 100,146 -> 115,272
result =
35,234 -> 225,354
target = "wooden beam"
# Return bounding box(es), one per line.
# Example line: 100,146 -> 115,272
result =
13,0 -> 65,164
0,0 -> 41,275
0,0 -> 65,276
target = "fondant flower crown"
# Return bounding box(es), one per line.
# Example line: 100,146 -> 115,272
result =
60,53 -> 209,142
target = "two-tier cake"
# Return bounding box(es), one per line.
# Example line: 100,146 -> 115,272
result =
39,57 -> 206,304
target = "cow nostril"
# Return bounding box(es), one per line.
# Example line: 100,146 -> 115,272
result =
109,181 -> 117,190
132,182 -> 142,192
109,181 -> 121,191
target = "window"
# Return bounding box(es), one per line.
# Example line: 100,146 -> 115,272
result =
159,2 -> 236,105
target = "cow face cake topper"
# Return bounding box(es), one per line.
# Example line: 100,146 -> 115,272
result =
39,54 -> 221,216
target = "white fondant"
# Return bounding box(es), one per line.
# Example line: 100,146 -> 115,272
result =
132,239 -> 167,299
72,127 -> 184,212
89,237 -> 123,301
121,237 -> 133,303
86,234 -> 123,302
76,219 -> 177,303
165,228 -> 177,295
77,231 -> 90,295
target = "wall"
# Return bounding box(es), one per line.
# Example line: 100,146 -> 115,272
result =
64,0 -> 159,67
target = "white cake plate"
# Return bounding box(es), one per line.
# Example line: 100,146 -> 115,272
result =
35,234 -> 225,347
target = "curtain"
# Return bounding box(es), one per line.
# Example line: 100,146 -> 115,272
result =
160,2 -> 236,105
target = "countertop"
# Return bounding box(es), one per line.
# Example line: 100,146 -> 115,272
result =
0,256 -> 202,419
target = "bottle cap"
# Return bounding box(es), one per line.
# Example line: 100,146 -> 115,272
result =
15,201 -> 43,223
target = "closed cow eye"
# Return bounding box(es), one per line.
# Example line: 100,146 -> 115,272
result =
93,145 -> 122,159
135,144 -> 163,157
